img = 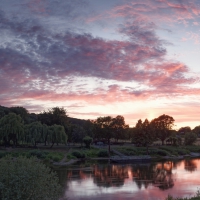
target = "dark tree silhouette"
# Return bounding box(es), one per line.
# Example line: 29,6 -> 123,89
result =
151,114 -> 175,145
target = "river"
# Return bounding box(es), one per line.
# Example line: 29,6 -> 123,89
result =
55,158 -> 200,200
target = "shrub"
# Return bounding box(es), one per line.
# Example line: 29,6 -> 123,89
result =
83,136 -> 93,148
0,156 -> 62,200
0,152 -> 6,159
72,151 -> 85,158
156,149 -> 169,156
97,150 -> 109,157
177,149 -> 190,155
28,150 -> 46,159
52,155 -> 60,162
67,154 -> 76,159
184,132 -> 197,145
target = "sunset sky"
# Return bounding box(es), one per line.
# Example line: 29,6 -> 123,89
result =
0,0 -> 200,129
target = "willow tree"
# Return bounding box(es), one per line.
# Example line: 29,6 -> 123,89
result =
49,125 -> 67,148
0,113 -> 24,147
25,121 -> 43,147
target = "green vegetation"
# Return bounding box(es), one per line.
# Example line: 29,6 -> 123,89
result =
0,156 -> 62,200
115,145 -> 197,158
83,136 -> 93,148
166,193 -> 200,200
0,149 -> 65,162
97,150 -> 109,157
184,132 -> 197,145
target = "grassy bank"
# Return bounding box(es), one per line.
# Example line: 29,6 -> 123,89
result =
115,145 -> 200,157
1,144 -> 200,163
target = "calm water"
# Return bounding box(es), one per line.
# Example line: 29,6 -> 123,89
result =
56,158 -> 200,200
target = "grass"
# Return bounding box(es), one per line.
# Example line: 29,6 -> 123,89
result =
166,188 -> 200,200
115,145 -> 199,157
0,149 -> 65,162
1,143 -> 200,163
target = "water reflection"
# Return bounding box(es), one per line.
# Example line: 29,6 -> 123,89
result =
184,159 -> 197,172
57,159 -> 200,200
94,164 -> 131,188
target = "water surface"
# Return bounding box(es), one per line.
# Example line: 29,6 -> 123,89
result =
56,158 -> 200,200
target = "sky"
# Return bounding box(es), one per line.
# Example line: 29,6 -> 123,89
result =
0,0 -> 200,129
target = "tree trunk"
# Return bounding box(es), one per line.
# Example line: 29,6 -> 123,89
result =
108,139 -> 110,157
50,142 -> 54,148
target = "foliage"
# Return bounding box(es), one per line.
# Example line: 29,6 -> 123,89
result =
83,136 -> 93,148
111,115 -> 129,141
84,148 -> 99,157
97,150 -> 109,157
48,124 -> 67,148
0,156 -> 62,200
151,114 -> 175,145
9,106 -> 29,123
72,151 -> 85,158
0,113 -> 24,146
132,119 -> 156,154
71,125 -> 86,144
25,121 -> 43,147
184,132 -> 197,145
178,126 -> 192,135
39,107 -> 68,125
27,149 -> 47,159
193,126 -> 200,136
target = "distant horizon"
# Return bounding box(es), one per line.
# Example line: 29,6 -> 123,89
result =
0,0 -> 200,130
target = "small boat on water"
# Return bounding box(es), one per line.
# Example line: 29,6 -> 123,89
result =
110,155 -> 151,163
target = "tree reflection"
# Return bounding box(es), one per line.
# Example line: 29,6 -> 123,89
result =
93,165 -> 128,187
184,159 -> 197,172
133,161 -> 177,190
55,159 -> 196,191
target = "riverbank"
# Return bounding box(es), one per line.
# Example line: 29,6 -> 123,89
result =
1,145 -> 200,166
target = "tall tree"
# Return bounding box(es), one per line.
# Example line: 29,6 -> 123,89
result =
111,115 -> 129,142
178,126 -> 191,135
39,107 -> 68,126
192,125 -> 200,136
49,124 -> 67,148
0,113 -> 24,147
94,116 -> 113,155
132,119 -> 155,154
151,114 -> 175,145
71,125 -> 86,146
9,106 -> 29,123
25,121 -> 43,147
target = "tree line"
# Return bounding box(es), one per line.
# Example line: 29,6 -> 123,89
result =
0,105 -> 200,149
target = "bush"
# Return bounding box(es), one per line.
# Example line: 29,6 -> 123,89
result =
0,156 -> 62,200
52,155 -> 60,162
67,154 -> 76,159
0,152 -> 6,159
184,132 -> 197,145
159,146 -> 178,156
83,136 -> 93,148
97,150 -> 109,157
156,149 -> 170,156
177,149 -> 190,155
72,151 -> 85,158
28,150 -> 46,159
